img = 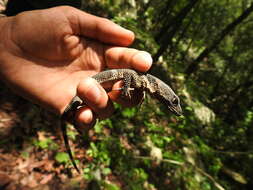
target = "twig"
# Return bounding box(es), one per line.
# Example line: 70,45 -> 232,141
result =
212,150 -> 253,155
192,164 -> 225,190
134,155 -> 183,165
134,155 -> 225,190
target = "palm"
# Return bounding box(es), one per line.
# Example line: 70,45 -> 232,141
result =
6,7 -> 113,113
0,6 -> 152,127
12,38 -> 107,113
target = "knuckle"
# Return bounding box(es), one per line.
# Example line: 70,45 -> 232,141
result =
77,78 -> 109,109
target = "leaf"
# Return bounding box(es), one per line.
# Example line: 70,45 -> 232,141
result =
122,107 -> 137,118
67,129 -> 77,140
21,151 -> 29,159
103,182 -> 120,190
102,168 -> 111,175
55,152 -> 69,164
34,139 -> 49,149
222,167 -> 247,184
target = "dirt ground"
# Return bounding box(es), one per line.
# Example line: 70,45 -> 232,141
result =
0,82 -> 88,190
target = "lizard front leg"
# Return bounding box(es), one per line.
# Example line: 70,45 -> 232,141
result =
122,72 -> 136,98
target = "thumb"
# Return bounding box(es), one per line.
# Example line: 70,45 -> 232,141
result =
65,6 -> 135,46
74,77 -> 114,129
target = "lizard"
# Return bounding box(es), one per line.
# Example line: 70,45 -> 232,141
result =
60,69 -> 182,173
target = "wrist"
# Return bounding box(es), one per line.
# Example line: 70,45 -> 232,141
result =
0,15 -> 16,79
0,15 -> 16,56
0,15 -> 12,45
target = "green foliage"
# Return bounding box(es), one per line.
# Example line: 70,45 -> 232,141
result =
82,140 -> 112,180
121,107 -> 137,118
21,151 -> 30,159
55,152 -> 70,164
102,182 -> 120,190
33,137 -> 58,150
69,0 -> 253,189
67,129 -> 78,141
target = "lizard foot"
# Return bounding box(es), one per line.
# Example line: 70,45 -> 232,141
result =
122,87 -> 135,99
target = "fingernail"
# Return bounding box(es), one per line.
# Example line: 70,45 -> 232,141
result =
84,79 -> 101,105
117,25 -> 134,35
134,51 -> 153,71
125,29 -> 135,37
141,51 -> 153,66
80,108 -> 93,124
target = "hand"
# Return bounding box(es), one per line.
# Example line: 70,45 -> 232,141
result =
0,6 -> 152,130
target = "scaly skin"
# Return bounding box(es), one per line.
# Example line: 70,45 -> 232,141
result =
61,69 -> 182,173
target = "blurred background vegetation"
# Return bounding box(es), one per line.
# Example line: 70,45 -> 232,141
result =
1,0 -> 253,189
78,0 -> 253,189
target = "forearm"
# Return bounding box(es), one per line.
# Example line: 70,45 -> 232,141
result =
0,16 -> 11,65
0,15 -> 19,88
0,0 -> 10,50
0,14 -> 13,59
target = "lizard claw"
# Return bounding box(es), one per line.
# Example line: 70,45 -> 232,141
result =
115,87 -> 135,99
122,88 -> 133,99
113,88 -> 123,91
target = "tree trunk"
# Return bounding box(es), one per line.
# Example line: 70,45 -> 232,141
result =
155,0 -> 198,42
185,3 -> 253,77
209,48 -> 235,100
154,0 -> 176,28
153,0 -> 199,62
170,9 -> 196,58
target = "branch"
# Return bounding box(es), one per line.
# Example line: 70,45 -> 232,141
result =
134,155 -> 183,165
134,155 -> 225,190
185,2 -> 253,77
193,165 -> 225,190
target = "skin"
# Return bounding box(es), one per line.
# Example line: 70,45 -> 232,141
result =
0,6 -> 152,131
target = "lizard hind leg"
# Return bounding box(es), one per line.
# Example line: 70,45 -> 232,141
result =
122,74 -> 134,99
138,91 -> 146,106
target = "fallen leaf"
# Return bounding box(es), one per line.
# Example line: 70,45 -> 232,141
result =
40,174 -> 53,185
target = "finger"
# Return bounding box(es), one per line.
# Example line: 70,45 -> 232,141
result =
63,35 -> 82,58
74,107 -> 97,133
77,77 -> 115,119
65,7 -> 134,46
108,81 -> 124,101
105,47 -> 153,72
108,81 -> 145,107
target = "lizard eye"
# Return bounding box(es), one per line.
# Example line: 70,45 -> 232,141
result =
172,97 -> 179,105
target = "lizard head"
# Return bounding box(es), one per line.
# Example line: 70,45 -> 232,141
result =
146,74 -> 182,116
166,94 -> 182,116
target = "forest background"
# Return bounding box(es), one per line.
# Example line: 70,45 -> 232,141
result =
0,0 -> 253,190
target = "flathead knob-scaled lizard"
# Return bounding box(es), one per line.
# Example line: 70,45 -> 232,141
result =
61,69 -> 182,173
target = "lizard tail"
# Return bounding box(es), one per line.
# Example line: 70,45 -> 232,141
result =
60,120 -> 80,173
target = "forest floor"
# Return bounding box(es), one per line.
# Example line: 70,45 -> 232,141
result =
0,82 -> 90,190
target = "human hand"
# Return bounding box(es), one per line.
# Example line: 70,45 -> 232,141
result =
0,6 -> 152,129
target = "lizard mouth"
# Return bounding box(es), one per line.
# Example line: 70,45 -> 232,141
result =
168,105 -> 182,116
